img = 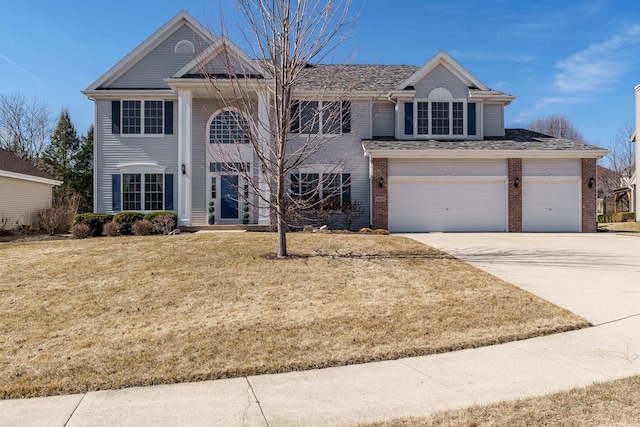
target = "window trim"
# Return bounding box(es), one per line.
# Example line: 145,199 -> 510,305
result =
116,164 -> 169,213
207,108 -> 250,144
290,100 -> 351,136
413,99 -> 468,138
120,100 -> 168,136
290,165 -> 351,209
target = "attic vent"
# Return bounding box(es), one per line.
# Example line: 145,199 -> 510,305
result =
175,40 -> 195,54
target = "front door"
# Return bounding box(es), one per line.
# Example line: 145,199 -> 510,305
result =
220,175 -> 239,220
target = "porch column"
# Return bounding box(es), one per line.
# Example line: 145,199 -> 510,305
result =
257,91 -> 271,225
177,89 -> 193,226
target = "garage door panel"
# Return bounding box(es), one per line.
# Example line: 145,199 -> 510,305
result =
522,179 -> 580,232
389,179 -> 507,233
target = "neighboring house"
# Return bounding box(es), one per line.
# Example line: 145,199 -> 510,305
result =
632,83 -> 640,221
597,165 -> 617,215
0,148 -> 62,230
83,11 -> 609,233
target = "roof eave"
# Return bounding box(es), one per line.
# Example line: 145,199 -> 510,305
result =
0,170 -> 62,186
363,147 -> 610,160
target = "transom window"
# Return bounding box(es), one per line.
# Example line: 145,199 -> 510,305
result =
209,110 -> 249,144
122,100 -> 165,135
122,173 -> 164,211
290,171 -> 351,209
290,100 -> 351,135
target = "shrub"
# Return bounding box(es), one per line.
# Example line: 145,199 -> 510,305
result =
38,195 -> 80,235
598,212 -> 636,223
113,212 -> 145,235
151,215 -> 176,235
359,228 -> 373,233
143,211 -> 178,224
73,213 -> 114,237
102,220 -> 121,237
131,219 -> 153,236
71,223 -> 91,239
340,200 -> 364,231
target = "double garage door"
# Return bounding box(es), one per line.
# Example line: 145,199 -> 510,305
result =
387,159 -> 581,233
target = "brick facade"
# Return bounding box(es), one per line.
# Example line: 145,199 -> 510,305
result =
371,158 -> 388,230
507,158 -> 522,232
582,158 -> 597,232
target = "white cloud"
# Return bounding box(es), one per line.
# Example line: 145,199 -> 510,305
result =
554,25 -> 640,93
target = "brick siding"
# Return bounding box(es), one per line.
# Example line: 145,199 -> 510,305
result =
582,158 -> 597,232
371,158 -> 388,230
507,158 -> 522,232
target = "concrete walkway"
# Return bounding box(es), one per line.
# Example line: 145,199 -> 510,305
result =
2,233 -> 640,426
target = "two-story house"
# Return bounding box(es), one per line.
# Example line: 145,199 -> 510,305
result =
83,11 -> 608,232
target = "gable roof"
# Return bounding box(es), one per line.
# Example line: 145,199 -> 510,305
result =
398,50 -> 489,91
173,35 -> 269,79
0,148 -> 61,185
85,10 -> 216,91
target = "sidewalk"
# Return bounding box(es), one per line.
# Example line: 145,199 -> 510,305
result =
2,233 -> 640,426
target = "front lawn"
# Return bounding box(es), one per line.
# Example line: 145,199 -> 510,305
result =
0,232 -> 588,398
362,375 -> 640,427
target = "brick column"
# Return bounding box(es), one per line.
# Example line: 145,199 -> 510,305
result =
371,158 -> 388,230
507,158 -> 522,232
582,158 -> 597,232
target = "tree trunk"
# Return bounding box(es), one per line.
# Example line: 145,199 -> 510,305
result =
276,173 -> 288,258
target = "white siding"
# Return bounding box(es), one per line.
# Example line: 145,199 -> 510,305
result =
483,104 -> 504,137
372,102 -> 395,137
109,25 -> 210,89
0,176 -> 53,229
94,99 -> 178,213
413,64 -> 468,99
389,159 -> 507,177
522,159 -> 581,177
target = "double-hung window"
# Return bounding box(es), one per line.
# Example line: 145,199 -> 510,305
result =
290,170 -> 351,209
414,101 -> 464,136
290,100 -> 351,135
112,100 -> 174,135
113,169 -> 173,212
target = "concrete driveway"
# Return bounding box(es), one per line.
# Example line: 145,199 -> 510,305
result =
402,232 -> 640,325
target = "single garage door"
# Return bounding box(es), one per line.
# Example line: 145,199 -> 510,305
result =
388,178 -> 507,232
522,178 -> 581,232
522,159 -> 581,232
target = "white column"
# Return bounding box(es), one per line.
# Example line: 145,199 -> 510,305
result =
257,91 -> 271,225
177,89 -> 193,226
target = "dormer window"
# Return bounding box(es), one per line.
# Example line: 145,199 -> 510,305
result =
404,87 -> 472,138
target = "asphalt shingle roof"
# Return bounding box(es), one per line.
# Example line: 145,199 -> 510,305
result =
292,64 -> 420,92
0,148 -> 57,180
363,129 -> 607,152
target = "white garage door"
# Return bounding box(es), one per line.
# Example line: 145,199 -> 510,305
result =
522,179 -> 581,232
388,178 -> 507,232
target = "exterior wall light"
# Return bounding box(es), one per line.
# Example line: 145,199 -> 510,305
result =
378,177 -> 384,188
182,163 -> 186,175
588,177 -> 594,188
514,177 -> 519,188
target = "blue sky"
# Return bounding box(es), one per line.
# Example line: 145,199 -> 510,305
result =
1,0 -> 639,153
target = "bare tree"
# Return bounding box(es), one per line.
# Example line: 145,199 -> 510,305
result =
0,92 -> 53,165
528,113 -> 586,142
606,121 -> 635,185
201,0 -> 357,257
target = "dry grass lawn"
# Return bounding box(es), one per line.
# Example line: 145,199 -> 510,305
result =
599,221 -> 640,236
362,375 -> 640,427
0,232 -> 588,399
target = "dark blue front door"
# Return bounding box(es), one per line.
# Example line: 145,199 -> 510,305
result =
220,175 -> 239,219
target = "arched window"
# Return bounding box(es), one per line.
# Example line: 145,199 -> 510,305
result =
209,110 -> 250,144
175,40 -> 195,54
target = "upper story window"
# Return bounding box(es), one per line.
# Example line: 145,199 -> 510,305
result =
111,100 -> 173,135
405,87 -> 472,138
209,110 -> 249,144
290,100 -> 351,135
